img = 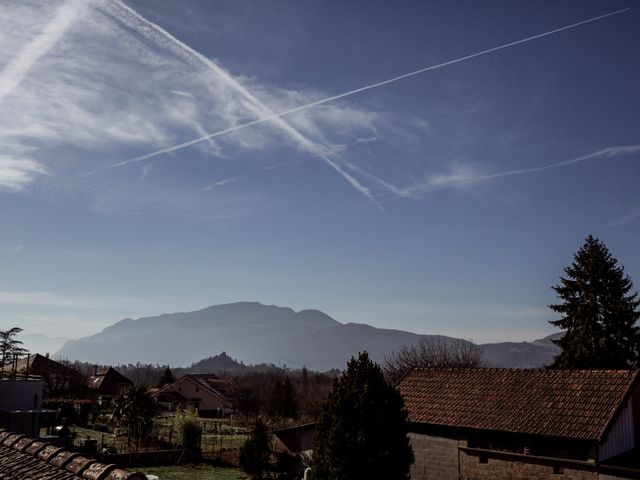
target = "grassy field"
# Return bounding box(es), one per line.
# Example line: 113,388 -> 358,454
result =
140,464 -> 248,480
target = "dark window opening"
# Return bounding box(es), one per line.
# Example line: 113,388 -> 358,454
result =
553,463 -> 564,475
479,453 -> 488,464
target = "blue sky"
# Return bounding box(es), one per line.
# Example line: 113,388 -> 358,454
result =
1,0 -> 639,343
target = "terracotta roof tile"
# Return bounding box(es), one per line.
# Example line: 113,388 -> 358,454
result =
397,368 -> 639,441
0,429 -> 145,480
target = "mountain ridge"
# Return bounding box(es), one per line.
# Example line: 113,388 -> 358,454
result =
54,301 -> 559,369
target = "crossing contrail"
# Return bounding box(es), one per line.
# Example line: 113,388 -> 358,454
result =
0,0 -> 83,101
102,0 -> 375,201
104,7 -> 630,173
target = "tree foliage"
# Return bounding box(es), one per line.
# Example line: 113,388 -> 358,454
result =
269,377 -> 298,419
239,417 -> 273,480
157,366 -> 175,387
384,337 -> 485,384
549,235 -> 640,369
312,352 -> 414,480
110,384 -> 158,446
173,408 -> 201,450
0,327 -> 27,376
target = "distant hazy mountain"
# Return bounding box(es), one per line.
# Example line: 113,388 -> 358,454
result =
55,302 -> 560,370
21,333 -> 70,357
481,333 -> 560,368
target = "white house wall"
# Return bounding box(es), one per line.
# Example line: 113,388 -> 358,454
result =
164,377 -> 226,412
599,396 -> 635,462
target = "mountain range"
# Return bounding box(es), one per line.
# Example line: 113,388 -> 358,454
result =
54,302 -> 560,370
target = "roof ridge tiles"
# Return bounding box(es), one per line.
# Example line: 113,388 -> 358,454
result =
0,429 -> 146,479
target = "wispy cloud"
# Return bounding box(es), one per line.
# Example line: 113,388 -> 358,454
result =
397,145 -> 640,199
0,0 -> 381,211
0,0 -> 83,100
105,7 -> 630,174
0,2 -> 632,214
0,156 -> 47,191
98,0 -> 376,202
611,206 -> 640,227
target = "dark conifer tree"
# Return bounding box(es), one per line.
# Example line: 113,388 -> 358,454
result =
239,417 -> 273,480
312,352 -> 414,480
550,235 -> 640,369
157,366 -> 175,387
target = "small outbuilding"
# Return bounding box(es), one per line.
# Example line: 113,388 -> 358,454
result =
397,368 -> 640,480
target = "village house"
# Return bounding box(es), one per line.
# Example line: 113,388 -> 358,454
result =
87,367 -> 133,404
152,373 -> 235,417
15,353 -> 82,397
397,368 -> 640,480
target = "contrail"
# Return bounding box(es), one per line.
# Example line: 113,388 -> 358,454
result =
0,0 -> 83,101
105,7 -> 630,170
320,145 -> 640,216
106,0 -> 375,201
394,145 -> 640,198
204,160 -> 301,191
470,145 -> 640,184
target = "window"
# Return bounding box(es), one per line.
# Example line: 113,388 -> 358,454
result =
553,463 -> 564,475
479,453 -> 488,464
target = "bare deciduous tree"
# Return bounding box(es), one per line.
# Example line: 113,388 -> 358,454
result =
384,337 -> 485,384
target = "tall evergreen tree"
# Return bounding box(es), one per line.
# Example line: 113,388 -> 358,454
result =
157,366 -> 175,387
312,352 -> 414,480
269,377 -> 298,419
549,235 -> 640,369
239,417 -> 273,480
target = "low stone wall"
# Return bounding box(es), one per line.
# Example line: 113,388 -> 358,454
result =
459,447 -> 597,480
409,432 -> 463,480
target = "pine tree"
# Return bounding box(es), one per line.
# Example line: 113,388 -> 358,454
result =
269,377 -> 298,419
157,366 -> 175,387
549,235 -> 640,369
312,352 -> 414,480
239,417 -> 273,480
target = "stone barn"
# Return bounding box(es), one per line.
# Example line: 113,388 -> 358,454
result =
397,368 -> 640,480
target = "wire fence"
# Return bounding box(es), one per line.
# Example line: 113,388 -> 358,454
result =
71,418 -> 249,456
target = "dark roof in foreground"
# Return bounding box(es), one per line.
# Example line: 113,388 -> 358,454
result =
14,354 -> 72,375
397,368 -> 639,441
0,429 -> 145,480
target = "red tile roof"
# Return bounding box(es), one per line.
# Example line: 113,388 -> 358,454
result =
397,368 -> 639,441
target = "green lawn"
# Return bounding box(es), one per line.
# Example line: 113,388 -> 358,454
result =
140,464 -> 248,480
